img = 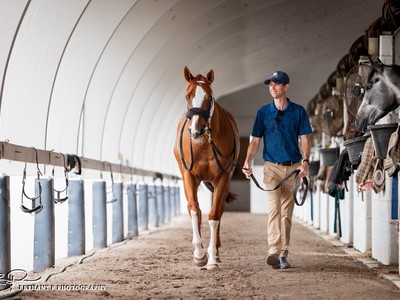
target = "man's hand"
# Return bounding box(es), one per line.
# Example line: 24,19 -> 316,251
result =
242,163 -> 252,179
297,162 -> 308,177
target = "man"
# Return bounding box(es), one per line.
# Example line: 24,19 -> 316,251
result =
242,71 -> 312,269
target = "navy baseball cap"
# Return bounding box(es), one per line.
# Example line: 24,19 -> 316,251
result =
264,71 -> 290,85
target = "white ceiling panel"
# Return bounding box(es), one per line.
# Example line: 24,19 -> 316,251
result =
0,0 -> 386,176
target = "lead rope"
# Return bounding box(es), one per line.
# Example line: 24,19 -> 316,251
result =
179,118 -> 194,172
205,127 -> 237,173
243,168 -> 308,206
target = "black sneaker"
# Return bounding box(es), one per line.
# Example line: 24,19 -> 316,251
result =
279,256 -> 291,269
267,253 -> 280,269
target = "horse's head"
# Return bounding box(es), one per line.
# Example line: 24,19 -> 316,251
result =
356,57 -> 400,132
183,66 -> 215,141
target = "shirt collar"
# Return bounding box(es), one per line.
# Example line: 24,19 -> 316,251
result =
269,98 -> 292,112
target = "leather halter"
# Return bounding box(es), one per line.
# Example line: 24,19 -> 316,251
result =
179,90 -> 237,173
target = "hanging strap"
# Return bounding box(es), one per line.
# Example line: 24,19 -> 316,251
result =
52,152 -> 69,204
334,194 -> 342,238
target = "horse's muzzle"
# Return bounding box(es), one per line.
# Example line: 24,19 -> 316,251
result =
355,115 -> 368,132
189,125 -> 206,140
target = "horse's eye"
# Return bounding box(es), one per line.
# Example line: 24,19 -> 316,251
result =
185,95 -> 190,101
365,82 -> 372,90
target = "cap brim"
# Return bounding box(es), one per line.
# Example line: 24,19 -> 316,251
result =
264,79 -> 288,85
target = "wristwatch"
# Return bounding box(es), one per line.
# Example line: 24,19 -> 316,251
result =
302,159 -> 310,165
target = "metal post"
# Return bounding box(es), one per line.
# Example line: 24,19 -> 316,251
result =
127,183 -> 138,238
33,177 -> 55,272
148,184 -> 158,228
138,183 -> 148,231
68,178 -> 85,257
172,185 -> 176,216
93,180 -> 107,249
112,181 -> 124,243
175,185 -> 180,216
156,184 -> 164,224
163,185 -> 170,222
168,185 -> 175,220
0,176 -> 10,291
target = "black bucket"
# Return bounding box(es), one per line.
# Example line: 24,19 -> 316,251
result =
319,147 -> 340,166
343,133 -> 370,165
368,123 -> 398,159
308,160 -> 320,176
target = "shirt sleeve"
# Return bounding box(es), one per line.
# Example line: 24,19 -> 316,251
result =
298,107 -> 313,136
251,109 -> 264,138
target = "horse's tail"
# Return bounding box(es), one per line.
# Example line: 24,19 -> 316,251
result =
203,182 -> 237,203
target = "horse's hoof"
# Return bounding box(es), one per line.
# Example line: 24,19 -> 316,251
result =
207,264 -> 219,270
193,253 -> 208,267
216,257 -> 222,263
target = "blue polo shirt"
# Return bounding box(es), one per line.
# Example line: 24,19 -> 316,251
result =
251,99 -> 312,163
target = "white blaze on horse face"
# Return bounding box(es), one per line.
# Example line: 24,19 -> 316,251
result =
190,210 -> 206,259
207,220 -> 220,266
189,85 -> 207,135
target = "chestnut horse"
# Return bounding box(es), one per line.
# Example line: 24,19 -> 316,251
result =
173,66 -> 239,269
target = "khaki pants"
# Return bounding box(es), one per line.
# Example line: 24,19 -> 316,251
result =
263,161 -> 300,258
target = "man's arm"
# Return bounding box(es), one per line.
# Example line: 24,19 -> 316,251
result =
300,134 -> 311,160
242,136 -> 261,178
298,134 -> 311,177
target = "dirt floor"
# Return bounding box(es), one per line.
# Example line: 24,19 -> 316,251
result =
4,212 -> 400,299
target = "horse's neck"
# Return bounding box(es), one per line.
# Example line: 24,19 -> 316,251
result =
210,102 -> 223,128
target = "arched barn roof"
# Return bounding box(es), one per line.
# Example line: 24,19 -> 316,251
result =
0,0 -> 381,176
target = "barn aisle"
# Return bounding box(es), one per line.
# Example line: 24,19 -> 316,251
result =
16,213 -> 400,299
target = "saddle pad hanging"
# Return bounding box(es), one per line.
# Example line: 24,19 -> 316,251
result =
372,159 -> 385,193
355,137 -> 374,185
385,124 -> 400,177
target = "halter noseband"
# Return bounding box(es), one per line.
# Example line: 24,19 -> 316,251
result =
186,107 -> 210,121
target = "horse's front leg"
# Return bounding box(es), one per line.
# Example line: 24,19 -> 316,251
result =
190,208 -> 208,266
185,176 -> 208,267
207,177 -> 230,268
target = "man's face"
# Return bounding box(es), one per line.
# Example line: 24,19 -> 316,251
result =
269,81 -> 287,98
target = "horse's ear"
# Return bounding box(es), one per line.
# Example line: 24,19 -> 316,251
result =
207,69 -> 214,84
184,66 -> 194,82
369,56 -> 384,71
